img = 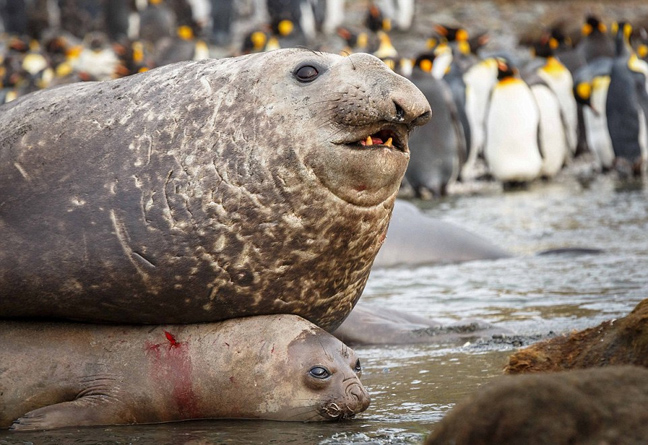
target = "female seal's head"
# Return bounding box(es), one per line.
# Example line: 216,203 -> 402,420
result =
289,329 -> 370,421
209,315 -> 371,421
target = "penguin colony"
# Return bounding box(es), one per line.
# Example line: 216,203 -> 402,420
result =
2,1 -> 648,193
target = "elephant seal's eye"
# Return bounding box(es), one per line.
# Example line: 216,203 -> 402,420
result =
309,366 -> 331,379
354,359 -> 362,374
295,65 -> 319,82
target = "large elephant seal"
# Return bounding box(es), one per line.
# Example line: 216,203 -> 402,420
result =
0,48 -> 431,330
0,314 -> 370,431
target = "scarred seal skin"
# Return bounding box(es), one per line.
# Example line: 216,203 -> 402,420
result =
0,314 -> 370,431
0,48 -> 431,330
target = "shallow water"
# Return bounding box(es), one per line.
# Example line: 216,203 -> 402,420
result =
2,172 -> 647,444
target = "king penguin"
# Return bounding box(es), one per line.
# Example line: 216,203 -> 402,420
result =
210,0 -> 236,46
461,57 -> 499,180
606,22 -> 648,176
573,57 -> 615,172
139,0 -> 176,44
484,59 -> 542,187
104,0 -> 132,42
376,0 -> 414,31
524,69 -> 568,179
404,53 -> 465,198
531,33 -> 579,156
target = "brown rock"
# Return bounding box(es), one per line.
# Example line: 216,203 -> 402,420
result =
425,366 -> 648,445
505,299 -> 648,374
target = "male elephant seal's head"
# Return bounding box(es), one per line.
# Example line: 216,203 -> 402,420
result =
249,49 -> 431,206
0,48 -> 431,331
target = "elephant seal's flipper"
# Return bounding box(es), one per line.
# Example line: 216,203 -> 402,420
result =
11,397 -> 132,432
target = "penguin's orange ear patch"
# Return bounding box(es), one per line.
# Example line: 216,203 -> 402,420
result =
419,59 -> 433,73
575,82 -> 592,100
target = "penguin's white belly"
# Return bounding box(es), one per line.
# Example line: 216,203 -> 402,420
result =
585,76 -> 614,170
639,107 -> 647,167
539,70 -> 578,153
462,59 -> 498,180
485,81 -> 542,182
531,84 -> 567,178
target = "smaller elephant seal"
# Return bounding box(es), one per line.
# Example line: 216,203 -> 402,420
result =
0,48 -> 431,331
0,315 -> 370,431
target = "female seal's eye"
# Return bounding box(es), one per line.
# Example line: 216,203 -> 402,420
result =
354,359 -> 362,374
295,65 -> 319,82
309,366 -> 331,379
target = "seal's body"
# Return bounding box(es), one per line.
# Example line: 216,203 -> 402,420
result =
0,314 -> 370,431
373,200 -> 510,268
0,49 -> 430,330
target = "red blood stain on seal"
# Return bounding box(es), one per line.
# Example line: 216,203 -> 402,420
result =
164,330 -> 179,348
145,331 -> 201,419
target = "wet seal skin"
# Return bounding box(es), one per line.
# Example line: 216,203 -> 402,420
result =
0,314 -> 370,431
0,48 -> 431,331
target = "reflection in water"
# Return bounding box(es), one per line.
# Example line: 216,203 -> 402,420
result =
2,175 -> 646,444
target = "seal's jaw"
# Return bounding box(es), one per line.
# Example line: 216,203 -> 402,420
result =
306,138 -> 409,208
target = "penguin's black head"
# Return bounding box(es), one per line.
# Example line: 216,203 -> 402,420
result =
611,22 -> 633,55
413,52 -> 436,73
336,27 -> 356,46
583,15 -> 606,36
496,58 -> 516,80
365,4 -> 390,33
8,36 -> 30,53
241,26 -> 271,54
550,26 -> 572,48
435,24 -> 468,43
468,32 -> 490,55
612,21 -> 632,37
534,32 -> 557,58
